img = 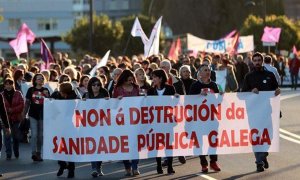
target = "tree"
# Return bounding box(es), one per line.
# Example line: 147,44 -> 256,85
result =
240,15 -> 300,52
142,0 -> 285,40
64,14 -> 123,56
118,14 -> 165,56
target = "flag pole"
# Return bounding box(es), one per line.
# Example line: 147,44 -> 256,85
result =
123,35 -> 131,55
26,42 -> 30,62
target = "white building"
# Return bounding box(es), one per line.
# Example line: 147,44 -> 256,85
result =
0,0 -> 142,59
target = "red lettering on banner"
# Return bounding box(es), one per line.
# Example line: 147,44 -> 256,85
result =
208,128 -> 272,147
155,106 -> 163,123
69,138 -> 80,155
164,106 -> 174,123
184,104 -> 193,122
208,130 -> 218,147
240,129 -> 248,146
141,106 -> 148,124
58,138 -> 68,154
53,136 -> 129,155
261,128 -> 271,145
250,129 -> 259,145
226,103 -> 245,120
130,107 -> 140,125
220,130 -> 230,147
174,106 -> 184,123
120,136 -> 129,152
211,104 -> 221,120
231,130 -> 239,147
137,131 -> 199,152
98,137 -> 108,153
86,137 -> 96,154
156,133 -> 165,150
75,109 -> 111,127
53,136 -> 58,153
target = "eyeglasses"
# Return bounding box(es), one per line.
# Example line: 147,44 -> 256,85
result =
92,83 -> 100,87
36,78 -> 44,81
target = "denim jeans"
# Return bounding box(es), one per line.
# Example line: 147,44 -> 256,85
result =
29,117 -> 43,155
123,159 -> 139,170
254,152 -> 268,165
5,122 -> 21,157
91,161 -> 102,171
291,74 -> 298,89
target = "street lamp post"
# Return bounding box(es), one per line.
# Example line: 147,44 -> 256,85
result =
89,0 -> 94,53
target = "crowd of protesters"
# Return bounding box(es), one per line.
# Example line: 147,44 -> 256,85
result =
0,50 -> 299,178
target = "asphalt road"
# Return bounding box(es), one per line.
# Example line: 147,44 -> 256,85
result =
1,89 -> 300,180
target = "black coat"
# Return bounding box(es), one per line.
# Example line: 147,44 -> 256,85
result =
147,84 -> 176,96
0,94 -> 9,128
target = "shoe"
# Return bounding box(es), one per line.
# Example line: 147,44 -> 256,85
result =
6,154 -> 12,160
178,156 -> 186,164
256,164 -> 264,172
201,165 -> 208,173
31,154 -> 38,161
210,162 -> 221,171
98,169 -> 104,176
67,170 -> 74,178
162,159 -> 168,167
132,170 -> 140,176
14,151 -> 19,159
167,167 -> 175,174
263,159 -> 269,169
91,170 -> 99,178
157,166 -> 163,174
57,166 -> 66,177
125,168 -> 131,176
36,152 -> 43,162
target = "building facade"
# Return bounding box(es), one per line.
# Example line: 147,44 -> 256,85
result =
0,0 -> 142,59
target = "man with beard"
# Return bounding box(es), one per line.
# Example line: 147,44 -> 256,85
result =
242,52 -> 280,172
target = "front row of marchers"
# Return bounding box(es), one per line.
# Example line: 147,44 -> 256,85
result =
0,52 -> 280,177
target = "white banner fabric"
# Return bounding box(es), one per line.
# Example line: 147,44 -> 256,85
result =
187,34 -> 254,53
43,92 -> 280,162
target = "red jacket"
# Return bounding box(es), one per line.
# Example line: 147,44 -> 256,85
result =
288,58 -> 300,75
1,90 -> 24,122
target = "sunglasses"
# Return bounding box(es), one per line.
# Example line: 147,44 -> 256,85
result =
36,78 -> 44,81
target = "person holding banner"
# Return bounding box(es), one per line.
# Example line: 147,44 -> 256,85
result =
1,78 -> 24,160
179,65 -> 196,94
134,68 -> 151,95
0,91 -> 11,177
242,52 -> 280,172
51,82 -> 79,178
24,73 -> 50,162
147,69 -> 178,175
82,77 -> 109,177
189,64 -> 222,173
160,59 -> 187,166
113,69 -> 141,176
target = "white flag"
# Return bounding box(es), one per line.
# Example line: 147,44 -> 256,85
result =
89,50 -> 110,77
145,16 -> 162,57
131,17 -> 149,45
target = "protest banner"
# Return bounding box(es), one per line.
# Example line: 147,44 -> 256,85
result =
43,92 -> 280,162
187,34 -> 254,54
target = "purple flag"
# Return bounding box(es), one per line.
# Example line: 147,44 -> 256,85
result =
41,39 -> 55,70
